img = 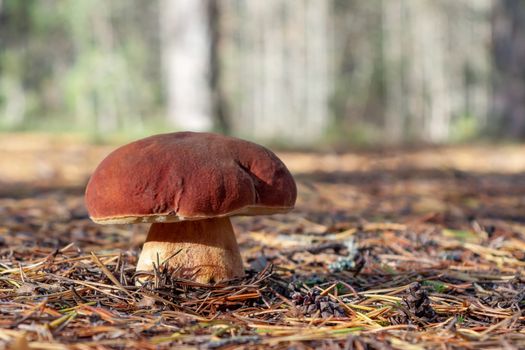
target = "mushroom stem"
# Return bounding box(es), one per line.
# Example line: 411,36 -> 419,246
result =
136,217 -> 244,283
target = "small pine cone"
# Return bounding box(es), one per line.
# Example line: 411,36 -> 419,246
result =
293,290 -> 346,318
403,282 -> 436,322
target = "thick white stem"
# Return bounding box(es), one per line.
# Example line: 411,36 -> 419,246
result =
136,217 -> 244,283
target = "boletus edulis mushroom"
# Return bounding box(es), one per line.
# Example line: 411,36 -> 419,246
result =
85,132 -> 296,283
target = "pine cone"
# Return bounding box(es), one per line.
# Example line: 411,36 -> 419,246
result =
292,289 -> 346,318
403,282 -> 436,321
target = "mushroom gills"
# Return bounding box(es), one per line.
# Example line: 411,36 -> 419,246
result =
136,217 -> 244,284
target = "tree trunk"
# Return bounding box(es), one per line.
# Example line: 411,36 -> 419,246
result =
492,0 -> 525,138
159,0 -> 213,131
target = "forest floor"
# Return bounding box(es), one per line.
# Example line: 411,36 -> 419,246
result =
1,133 -> 525,349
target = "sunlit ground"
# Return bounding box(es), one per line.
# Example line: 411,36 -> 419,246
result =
1,133 -> 525,349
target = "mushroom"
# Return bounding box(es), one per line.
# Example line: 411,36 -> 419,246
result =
85,132 -> 296,283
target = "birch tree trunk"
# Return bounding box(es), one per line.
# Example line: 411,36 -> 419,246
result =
160,0 -> 213,131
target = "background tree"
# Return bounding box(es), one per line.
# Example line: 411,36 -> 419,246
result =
492,0 -> 525,139
0,0 -> 524,145
160,0 -> 213,132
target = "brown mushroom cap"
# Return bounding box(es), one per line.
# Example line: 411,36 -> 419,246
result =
85,132 -> 297,224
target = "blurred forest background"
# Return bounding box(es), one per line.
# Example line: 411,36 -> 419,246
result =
0,0 -> 524,146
